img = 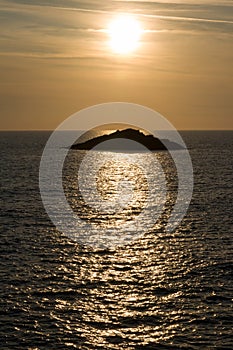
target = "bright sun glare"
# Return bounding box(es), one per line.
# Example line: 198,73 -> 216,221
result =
108,15 -> 143,54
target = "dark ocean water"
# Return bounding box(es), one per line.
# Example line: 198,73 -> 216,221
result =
0,131 -> 232,349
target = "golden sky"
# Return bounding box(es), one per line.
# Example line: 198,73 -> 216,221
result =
0,0 -> 232,130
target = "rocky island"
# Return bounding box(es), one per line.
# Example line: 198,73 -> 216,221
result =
71,128 -> 183,151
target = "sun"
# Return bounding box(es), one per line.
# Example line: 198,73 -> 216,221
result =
108,15 -> 143,54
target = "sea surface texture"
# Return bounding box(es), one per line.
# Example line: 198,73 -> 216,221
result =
0,131 -> 232,349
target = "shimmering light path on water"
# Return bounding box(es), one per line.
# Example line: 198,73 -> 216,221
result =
0,131 -> 232,349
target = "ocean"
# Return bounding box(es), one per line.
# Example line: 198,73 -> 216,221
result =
0,131 -> 232,349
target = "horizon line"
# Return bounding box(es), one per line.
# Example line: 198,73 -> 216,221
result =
0,129 -> 232,132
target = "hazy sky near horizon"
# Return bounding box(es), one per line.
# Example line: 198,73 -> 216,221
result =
0,0 -> 232,130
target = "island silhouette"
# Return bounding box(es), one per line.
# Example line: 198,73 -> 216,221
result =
71,128 -> 183,151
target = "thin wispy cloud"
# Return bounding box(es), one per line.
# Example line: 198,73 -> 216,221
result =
2,0 -> 233,25
0,0 -> 232,63
0,0 -> 232,129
